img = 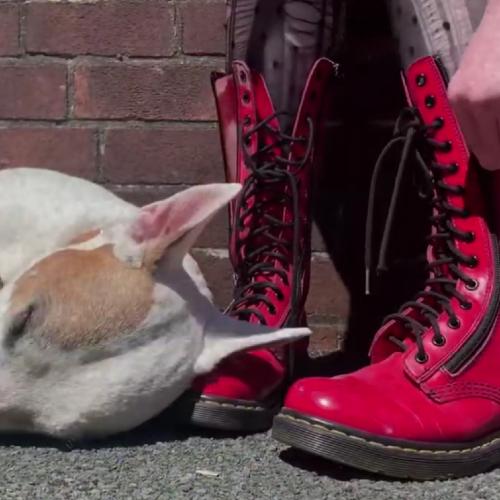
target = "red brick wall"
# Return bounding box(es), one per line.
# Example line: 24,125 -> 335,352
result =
0,1 -> 415,357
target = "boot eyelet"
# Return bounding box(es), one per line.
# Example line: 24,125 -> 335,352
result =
416,73 -> 426,87
432,336 -> 446,347
447,318 -> 460,329
239,71 -> 247,83
443,140 -> 452,152
242,92 -> 250,104
415,353 -> 428,364
434,117 -> 444,129
450,163 -> 459,173
425,95 -> 436,108
268,305 -> 276,314
244,135 -> 252,147
467,256 -> 479,268
460,301 -> 472,310
464,231 -> 475,243
466,279 -> 479,291
243,116 -> 251,126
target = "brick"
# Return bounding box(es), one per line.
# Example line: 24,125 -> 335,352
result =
73,62 -> 218,120
0,4 -> 20,56
26,1 -> 174,57
0,63 -> 66,119
308,323 -> 346,356
111,184 -> 182,207
0,128 -> 97,179
191,249 -> 233,309
180,2 -> 226,55
110,184 -> 229,249
103,127 -> 223,183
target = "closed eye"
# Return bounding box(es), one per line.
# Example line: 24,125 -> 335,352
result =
5,304 -> 35,348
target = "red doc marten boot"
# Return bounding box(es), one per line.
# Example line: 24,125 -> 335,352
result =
174,58 -> 338,432
173,0 -> 342,432
273,55 -> 500,479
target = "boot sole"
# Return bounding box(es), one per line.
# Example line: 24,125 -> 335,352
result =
272,409 -> 500,480
173,391 -> 282,433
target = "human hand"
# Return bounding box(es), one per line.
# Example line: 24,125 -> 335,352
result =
448,1 -> 500,170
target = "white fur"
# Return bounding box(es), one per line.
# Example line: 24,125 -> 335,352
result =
0,168 -> 310,439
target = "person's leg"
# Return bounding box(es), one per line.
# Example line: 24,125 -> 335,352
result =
228,0 -> 345,125
387,0 -> 487,77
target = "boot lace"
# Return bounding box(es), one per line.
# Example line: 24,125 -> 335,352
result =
365,107 -> 478,362
227,111 -> 314,325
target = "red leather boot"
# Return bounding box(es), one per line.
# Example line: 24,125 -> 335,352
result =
173,0 -> 341,432
174,58 -> 337,432
273,55 -> 500,479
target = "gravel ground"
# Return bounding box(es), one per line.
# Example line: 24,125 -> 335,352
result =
1,414 -> 499,500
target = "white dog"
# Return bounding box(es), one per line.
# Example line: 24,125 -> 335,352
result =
0,168 -> 310,439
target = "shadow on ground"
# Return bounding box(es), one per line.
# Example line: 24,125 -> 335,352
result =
279,447 -> 409,483
0,405 -> 262,451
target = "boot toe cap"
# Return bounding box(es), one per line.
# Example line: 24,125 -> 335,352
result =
283,374 -> 428,440
193,349 -> 286,402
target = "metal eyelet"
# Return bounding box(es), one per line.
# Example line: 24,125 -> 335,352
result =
465,279 -> 479,291
243,116 -> 251,126
416,73 -> 426,87
443,140 -> 452,152
460,301 -> 472,310
432,336 -> 446,347
268,305 -> 276,314
239,71 -> 247,83
434,117 -> 444,129
244,135 -> 251,146
467,256 -> 479,268
464,231 -> 475,243
425,95 -> 436,108
415,352 -> 429,364
450,163 -> 459,173
242,92 -> 250,104
447,318 -> 460,329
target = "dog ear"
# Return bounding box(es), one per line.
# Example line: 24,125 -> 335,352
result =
194,312 -> 311,374
128,183 -> 241,268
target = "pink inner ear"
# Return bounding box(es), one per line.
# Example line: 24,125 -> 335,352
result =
130,204 -> 172,244
127,184 -> 240,251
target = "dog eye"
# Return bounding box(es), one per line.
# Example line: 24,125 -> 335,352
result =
5,304 -> 35,348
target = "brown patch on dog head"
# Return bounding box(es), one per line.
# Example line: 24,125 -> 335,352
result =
9,246 -> 154,350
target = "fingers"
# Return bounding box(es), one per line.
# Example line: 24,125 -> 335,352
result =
449,76 -> 500,171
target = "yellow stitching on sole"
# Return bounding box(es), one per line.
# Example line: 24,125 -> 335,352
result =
197,399 -> 270,412
280,414 -> 500,456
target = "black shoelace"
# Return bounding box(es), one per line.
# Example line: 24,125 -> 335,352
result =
365,107 -> 478,362
226,111 -> 314,325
